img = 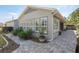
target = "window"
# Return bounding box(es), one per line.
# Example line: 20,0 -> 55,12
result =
35,19 -> 40,32
24,16 -> 48,34
53,17 -> 59,30
39,16 -> 48,34
41,17 -> 47,26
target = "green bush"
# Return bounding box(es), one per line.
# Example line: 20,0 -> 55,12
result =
18,29 -> 33,39
12,29 -> 18,35
12,30 -> 16,35
12,28 -> 23,36
26,29 -> 33,36
12,28 -> 33,39
18,31 -> 28,39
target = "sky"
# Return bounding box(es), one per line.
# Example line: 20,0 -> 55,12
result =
0,5 -> 79,23
0,5 -> 26,23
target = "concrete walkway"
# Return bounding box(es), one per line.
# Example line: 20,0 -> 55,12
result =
6,30 -> 77,53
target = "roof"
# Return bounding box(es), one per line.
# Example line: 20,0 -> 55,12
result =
19,6 -> 64,22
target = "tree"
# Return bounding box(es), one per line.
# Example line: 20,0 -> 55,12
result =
65,8 -> 79,26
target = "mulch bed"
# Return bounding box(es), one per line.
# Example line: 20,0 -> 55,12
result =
0,35 -> 19,53
31,38 -> 49,43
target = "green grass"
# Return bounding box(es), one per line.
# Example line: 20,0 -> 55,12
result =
0,35 -> 6,48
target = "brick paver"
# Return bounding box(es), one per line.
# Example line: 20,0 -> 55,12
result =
6,30 -> 77,53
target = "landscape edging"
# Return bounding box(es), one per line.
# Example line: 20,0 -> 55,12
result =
0,35 -> 8,50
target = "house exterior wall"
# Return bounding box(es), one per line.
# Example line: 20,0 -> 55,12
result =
19,10 -> 60,41
14,20 -> 19,29
53,16 -> 60,39
6,21 -> 14,27
19,10 -> 52,27
5,19 -> 19,29
19,10 -> 54,40
2,24 -> 6,27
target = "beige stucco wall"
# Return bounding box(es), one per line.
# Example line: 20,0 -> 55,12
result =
53,16 -> 60,39
6,21 -> 14,27
19,10 -> 52,26
5,20 -> 19,29
19,10 -> 54,40
19,9 -> 60,40
2,24 -> 6,27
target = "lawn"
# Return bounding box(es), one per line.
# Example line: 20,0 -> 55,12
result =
0,35 -> 6,48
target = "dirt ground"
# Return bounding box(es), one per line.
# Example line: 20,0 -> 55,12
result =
0,35 -> 19,53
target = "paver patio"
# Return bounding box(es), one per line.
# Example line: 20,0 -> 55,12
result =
6,30 -> 77,53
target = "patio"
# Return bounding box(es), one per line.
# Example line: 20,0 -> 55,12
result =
6,30 -> 77,53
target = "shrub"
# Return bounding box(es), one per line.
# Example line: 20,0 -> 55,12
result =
18,31 -> 28,39
12,28 -> 23,36
12,29 -> 18,35
18,29 -> 33,39
26,29 -> 33,37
